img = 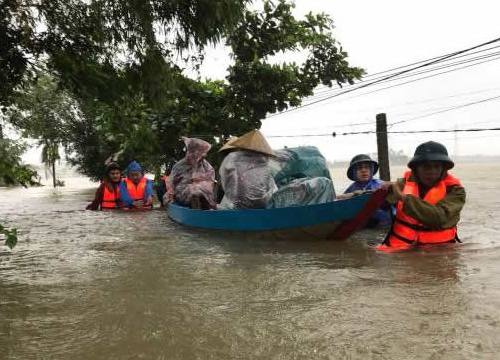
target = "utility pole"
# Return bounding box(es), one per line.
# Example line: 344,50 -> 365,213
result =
376,113 -> 391,181
453,124 -> 459,158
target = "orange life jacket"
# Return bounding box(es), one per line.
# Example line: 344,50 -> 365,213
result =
378,171 -> 462,251
101,182 -> 121,209
124,177 -> 152,208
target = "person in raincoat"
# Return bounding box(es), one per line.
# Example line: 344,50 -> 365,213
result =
86,162 -> 124,210
341,154 -> 391,226
169,137 -> 216,210
119,161 -> 154,209
218,130 -> 277,209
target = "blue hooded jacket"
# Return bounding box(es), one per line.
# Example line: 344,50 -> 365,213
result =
119,161 -> 154,207
344,169 -> 391,226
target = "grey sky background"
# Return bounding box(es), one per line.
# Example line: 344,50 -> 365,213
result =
197,0 -> 500,161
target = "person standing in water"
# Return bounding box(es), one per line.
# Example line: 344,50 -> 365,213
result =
86,162 -> 124,210
377,141 -> 466,252
120,161 -> 154,209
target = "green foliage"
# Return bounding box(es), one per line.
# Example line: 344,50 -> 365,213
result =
0,0 -> 36,106
9,75 -> 75,143
225,0 -> 364,124
8,73 -> 76,186
0,0 -> 249,106
0,137 -> 39,187
3,0 -> 363,180
0,136 -> 39,250
0,223 -> 17,249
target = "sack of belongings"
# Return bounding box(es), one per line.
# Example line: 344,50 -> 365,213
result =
272,146 -> 332,187
268,177 -> 336,208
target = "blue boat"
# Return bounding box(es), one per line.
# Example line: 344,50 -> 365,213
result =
168,189 -> 387,240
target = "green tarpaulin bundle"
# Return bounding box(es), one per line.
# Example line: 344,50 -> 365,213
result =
272,146 -> 332,187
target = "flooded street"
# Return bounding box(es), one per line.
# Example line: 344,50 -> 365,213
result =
1,164 -> 500,359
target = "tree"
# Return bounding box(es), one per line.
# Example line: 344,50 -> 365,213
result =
0,124 -> 40,249
3,0 -> 363,180
1,0 -> 249,106
224,1 -> 363,126
8,74 -> 76,187
61,1 -> 363,179
0,128 -> 39,187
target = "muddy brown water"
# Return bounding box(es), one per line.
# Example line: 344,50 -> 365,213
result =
1,164 -> 499,359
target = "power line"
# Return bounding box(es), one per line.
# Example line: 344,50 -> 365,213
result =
265,126 -> 500,138
267,36 -> 500,118
343,127 -> 500,136
311,45 -> 500,97
343,55 -> 500,103
266,51 -> 500,122
391,95 -> 500,126
313,43 -> 500,93
307,52 -> 500,104
266,86 -> 500,129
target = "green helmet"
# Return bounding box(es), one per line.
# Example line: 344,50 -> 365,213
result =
408,141 -> 454,170
347,154 -> 379,181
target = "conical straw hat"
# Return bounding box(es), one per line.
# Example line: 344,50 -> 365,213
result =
219,130 -> 274,156
219,136 -> 239,152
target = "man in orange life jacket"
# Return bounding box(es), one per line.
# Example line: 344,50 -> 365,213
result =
120,161 -> 154,209
377,141 -> 466,252
86,162 -> 124,210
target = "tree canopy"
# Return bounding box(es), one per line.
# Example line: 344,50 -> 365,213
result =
1,0 -> 363,180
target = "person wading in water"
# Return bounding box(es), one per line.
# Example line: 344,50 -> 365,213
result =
86,162 -> 124,210
120,161 -> 154,209
378,141 -> 466,252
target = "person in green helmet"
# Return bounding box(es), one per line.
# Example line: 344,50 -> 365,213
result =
341,154 -> 391,227
377,141 -> 466,252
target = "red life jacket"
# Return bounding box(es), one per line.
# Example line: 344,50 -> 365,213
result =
101,182 -> 121,209
124,177 -> 152,208
377,171 -> 462,252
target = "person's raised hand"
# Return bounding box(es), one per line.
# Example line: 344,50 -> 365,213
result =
380,181 -> 393,191
391,182 -> 406,201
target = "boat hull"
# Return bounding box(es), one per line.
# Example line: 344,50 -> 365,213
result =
167,189 -> 387,240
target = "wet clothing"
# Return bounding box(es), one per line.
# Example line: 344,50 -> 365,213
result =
218,150 -> 277,209
344,178 -> 391,227
386,172 -> 466,230
379,171 -> 465,251
119,177 -> 154,208
126,161 -> 143,174
102,182 -> 122,209
86,181 -> 123,210
345,178 -> 383,193
170,138 -> 216,209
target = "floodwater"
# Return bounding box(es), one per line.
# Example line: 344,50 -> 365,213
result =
1,163 -> 499,359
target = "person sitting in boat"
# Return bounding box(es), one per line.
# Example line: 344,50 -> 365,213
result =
377,141 -> 466,252
169,137 -> 216,210
341,154 -> 391,227
120,160 -> 154,209
218,130 -> 277,209
86,162 -> 124,210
